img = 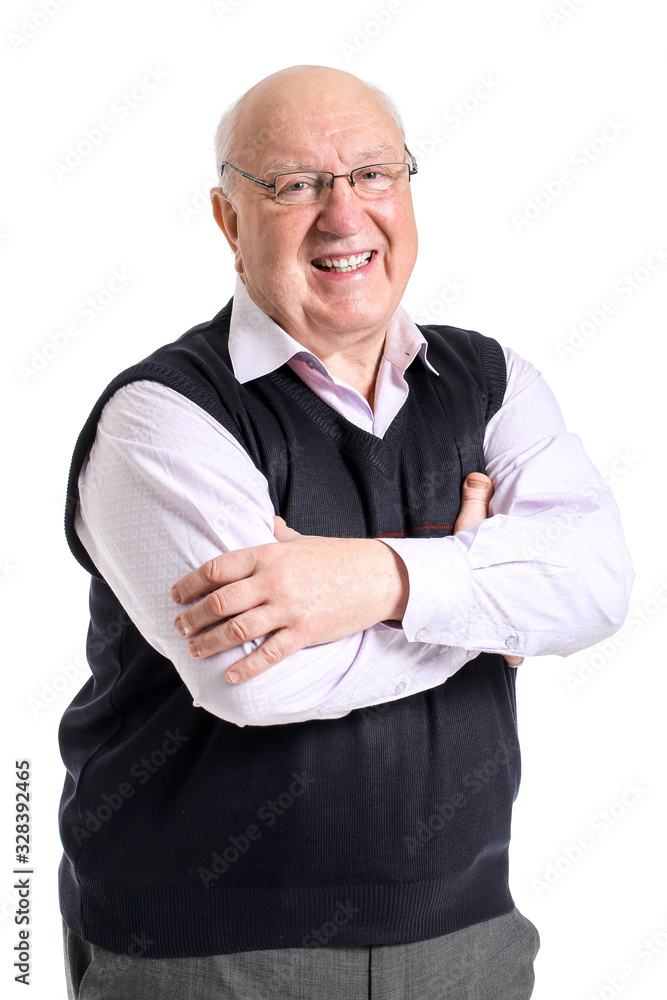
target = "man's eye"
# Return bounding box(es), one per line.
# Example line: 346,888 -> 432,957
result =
355,166 -> 394,188
276,174 -> 321,200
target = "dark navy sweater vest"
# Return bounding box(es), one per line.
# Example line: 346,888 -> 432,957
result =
59,298 -> 519,958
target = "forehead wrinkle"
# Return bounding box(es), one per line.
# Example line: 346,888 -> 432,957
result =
262,145 -> 402,179
263,150 -> 396,174
249,106 -> 402,177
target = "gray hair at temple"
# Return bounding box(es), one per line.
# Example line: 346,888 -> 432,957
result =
213,76 -> 407,202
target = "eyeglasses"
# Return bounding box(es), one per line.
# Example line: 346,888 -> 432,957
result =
220,147 -> 418,205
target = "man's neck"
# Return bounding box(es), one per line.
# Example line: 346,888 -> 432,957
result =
324,348 -> 384,409
286,326 -> 387,408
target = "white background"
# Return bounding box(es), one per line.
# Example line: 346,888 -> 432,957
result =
1,1 -> 665,997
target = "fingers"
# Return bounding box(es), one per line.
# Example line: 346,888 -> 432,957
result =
454,480 -> 518,667
503,654 -> 524,668
225,628 -> 300,684
272,515 -> 303,541
174,577 -> 262,638
183,607 -> 280,662
453,474 -> 494,534
186,615 -> 299,686
171,548 -> 260,605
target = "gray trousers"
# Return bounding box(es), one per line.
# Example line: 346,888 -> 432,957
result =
63,907 -> 539,999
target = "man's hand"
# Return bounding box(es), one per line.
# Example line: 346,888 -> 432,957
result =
171,472 -> 521,682
171,531 -> 409,683
453,474 -> 495,533
454,475 -> 523,669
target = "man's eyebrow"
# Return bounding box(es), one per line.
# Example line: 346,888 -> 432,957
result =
262,145 -> 402,177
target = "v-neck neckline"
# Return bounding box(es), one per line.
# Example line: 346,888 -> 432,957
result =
266,364 -> 411,478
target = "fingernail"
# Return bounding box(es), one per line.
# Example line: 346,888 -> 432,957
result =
227,670 -> 241,684
188,642 -> 200,657
174,617 -> 187,636
171,585 -> 182,603
467,478 -> 487,490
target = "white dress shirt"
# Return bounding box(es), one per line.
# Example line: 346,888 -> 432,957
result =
75,275 -> 634,727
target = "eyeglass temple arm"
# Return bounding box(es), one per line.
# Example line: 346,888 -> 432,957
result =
220,162 -> 275,189
404,146 -> 418,175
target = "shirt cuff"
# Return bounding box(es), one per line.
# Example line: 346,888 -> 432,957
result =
374,537 -> 471,644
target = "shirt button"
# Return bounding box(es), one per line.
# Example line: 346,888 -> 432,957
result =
505,635 -> 518,649
415,627 -> 427,641
307,360 -> 315,368
394,681 -> 407,695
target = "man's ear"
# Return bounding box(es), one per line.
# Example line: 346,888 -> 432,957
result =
210,187 -> 243,274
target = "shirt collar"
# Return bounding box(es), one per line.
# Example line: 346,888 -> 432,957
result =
228,273 -> 439,384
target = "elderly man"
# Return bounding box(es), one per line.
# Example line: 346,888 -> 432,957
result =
59,65 -> 633,999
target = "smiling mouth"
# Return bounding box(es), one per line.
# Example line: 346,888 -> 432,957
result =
312,250 -> 374,273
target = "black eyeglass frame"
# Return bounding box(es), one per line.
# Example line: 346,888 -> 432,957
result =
219,146 -> 418,200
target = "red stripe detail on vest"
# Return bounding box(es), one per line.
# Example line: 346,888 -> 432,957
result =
374,524 -> 453,538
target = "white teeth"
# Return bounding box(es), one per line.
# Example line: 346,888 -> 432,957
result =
314,251 -> 372,272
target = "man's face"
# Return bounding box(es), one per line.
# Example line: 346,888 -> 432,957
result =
212,71 -> 419,348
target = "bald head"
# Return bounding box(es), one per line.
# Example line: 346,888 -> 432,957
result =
214,65 -> 406,199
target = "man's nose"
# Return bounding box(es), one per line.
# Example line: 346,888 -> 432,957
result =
315,175 -> 367,236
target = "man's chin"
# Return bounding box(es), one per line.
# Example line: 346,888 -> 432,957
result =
304,299 -> 393,337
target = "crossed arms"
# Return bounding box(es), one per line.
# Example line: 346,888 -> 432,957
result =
75,347 -> 633,727
169,480 -> 516,682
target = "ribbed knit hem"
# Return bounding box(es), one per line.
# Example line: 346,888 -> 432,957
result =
59,854 -> 515,958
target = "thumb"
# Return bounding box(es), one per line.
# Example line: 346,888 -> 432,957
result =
453,474 -> 494,534
272,515 -> 302,541
503,655 -> 524,669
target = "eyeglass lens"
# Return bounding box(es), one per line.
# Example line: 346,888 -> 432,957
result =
273,163 -> 410,204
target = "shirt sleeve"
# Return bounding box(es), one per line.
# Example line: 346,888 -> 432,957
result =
378,347 -> 635,656
75,380 -> 481,728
